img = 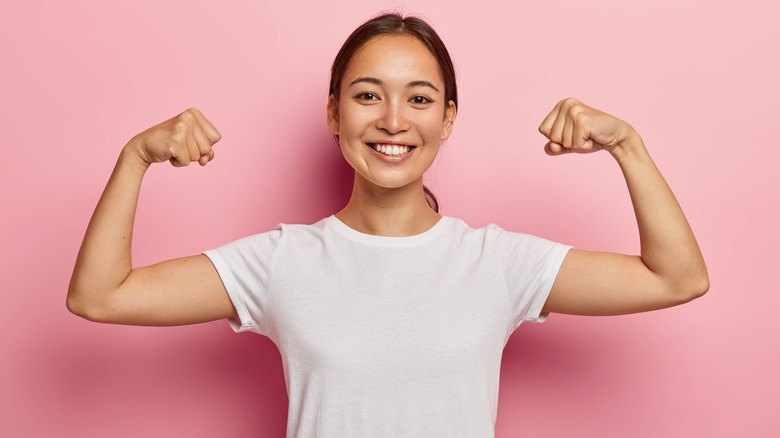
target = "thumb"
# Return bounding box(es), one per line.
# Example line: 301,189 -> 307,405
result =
544,141 -> 572,156
572,122 -> 594,151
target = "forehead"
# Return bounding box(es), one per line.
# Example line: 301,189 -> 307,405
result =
343,35 -> 443,86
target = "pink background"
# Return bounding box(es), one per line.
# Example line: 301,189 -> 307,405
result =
1,0 -> 778,436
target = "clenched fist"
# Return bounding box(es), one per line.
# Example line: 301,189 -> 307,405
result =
128,108 -> 221,167
539,98 -> 636,156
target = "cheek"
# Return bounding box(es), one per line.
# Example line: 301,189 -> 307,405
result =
420,113 -> 447,140
338,106 -> 370,135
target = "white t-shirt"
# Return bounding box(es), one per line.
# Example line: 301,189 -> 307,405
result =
204,215 -> 571,438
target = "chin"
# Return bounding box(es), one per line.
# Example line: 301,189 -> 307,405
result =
365,179 -> 410,190
359,173 -> 421,191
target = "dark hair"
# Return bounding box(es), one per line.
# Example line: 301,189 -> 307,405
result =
329,13 -> 457,213
329,13 -> 457,106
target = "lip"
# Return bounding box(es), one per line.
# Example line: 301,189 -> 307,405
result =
365,142 -> 416,163
368,140 -> 413,146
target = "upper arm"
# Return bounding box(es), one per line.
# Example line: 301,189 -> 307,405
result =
83,254 -> 236,326
542,249 -> 701,316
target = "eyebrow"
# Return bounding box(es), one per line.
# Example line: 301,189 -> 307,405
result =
349,77 -> 440,92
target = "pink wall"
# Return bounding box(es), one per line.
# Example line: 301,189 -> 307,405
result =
2,0 -> 777,436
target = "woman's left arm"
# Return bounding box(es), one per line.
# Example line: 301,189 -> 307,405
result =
539,98 -> 709,316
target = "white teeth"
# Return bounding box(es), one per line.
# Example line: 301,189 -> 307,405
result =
373,144 -> 411,156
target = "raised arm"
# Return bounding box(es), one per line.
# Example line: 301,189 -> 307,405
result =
538,98 -> 709,316
67,108 -> 236,325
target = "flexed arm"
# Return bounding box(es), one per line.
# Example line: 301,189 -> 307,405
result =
539,98 -> 709,316
67,108 -> 236,325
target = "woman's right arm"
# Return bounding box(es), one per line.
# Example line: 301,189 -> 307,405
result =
67,108 -> 237,326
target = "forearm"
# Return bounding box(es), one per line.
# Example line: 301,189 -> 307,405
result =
67,140 -> 150,314
611,132 -> 709,298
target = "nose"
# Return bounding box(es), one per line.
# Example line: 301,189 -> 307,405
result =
375,101 -> 410,134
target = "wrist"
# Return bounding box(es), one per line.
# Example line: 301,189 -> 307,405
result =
608,127 -> 647,163
119,138 -> 152,175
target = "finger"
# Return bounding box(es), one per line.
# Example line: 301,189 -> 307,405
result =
538,100 -> 564,138
192,124 -> 215,166
188,108 -> 222,143
572,116 -> 592,151
548,106 -> 567,146
544,141 -> 571,156
199,149 -> 215,166
186,132 -> 201,163
191,123 -> 214,157
198,150 -> 215,166
170,143 -> 191,167
562,114 -> 574,150
162,114 -> 192,167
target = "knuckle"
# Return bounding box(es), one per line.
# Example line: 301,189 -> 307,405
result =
170,130 -> 185,144
178,110 -> 195,123
172,121 -> 190,139
173,119 -> 189,131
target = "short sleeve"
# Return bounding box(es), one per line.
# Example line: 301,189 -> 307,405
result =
488,225 -> 572,329
203,229 -> 282,335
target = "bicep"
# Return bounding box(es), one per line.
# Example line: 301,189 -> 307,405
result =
96,254 -> 236,326
542,249 -> 690,316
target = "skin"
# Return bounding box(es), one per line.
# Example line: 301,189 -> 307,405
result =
328,35 -> 456,236
67,34 -> 708,326
538,99 -> 709,314
67,109 -> 236,325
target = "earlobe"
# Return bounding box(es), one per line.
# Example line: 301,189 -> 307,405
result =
327,95 -> 340,134
440,100 -> 457,140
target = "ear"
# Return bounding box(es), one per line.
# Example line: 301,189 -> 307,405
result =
327,94 -> 340,134
440,100 -> 457,140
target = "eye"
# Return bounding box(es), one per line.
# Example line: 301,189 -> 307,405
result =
355,92 -> 378,101
410,96 -> 432,105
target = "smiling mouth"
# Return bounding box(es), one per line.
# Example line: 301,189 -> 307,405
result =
369,143 -> 415,156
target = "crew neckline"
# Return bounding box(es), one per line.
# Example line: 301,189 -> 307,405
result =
326,215 -> 451,247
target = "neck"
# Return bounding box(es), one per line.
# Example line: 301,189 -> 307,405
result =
335,174 -> 441,237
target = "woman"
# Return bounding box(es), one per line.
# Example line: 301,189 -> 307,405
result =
67,13 -> 708,437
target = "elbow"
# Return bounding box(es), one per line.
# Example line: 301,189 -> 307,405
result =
694,274 -> 710,299
685,276 -> 709,302
67,277 -> 87,317
66,290 -> 91,321
671,270 -> 710,305
66,286 -> 109,323
689,262 -> 710,300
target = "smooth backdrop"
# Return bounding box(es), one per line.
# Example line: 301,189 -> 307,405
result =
1,0 -> 778,436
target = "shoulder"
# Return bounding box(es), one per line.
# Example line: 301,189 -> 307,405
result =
444,217 -> 546,245
206,217 -> 332,257
446,217 -> 572,261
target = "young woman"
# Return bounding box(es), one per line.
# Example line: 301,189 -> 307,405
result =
67,13 -> 708,438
